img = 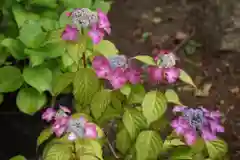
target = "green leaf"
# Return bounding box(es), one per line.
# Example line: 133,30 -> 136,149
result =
0,47 -> 10,65
44,29 -> 65,45
75,139 -> 103,160
135,130 -> 163,160
116,127 -> 131,155
0,66 -> 24,93
59,10 -> 73,28
122,108 -> 147,140
37,128 -> 53,147
120,84 -> 131,96
43,142 -> 73,160
206,139 -> 228,159
170,147 -> 193,160
134,55 -> 156,65
66,42 -> 85,63
128,84 -> 146,104
52,72 -> 75,96
90,89 -> 111,119
12,4 -> 40,28
179,69 -> 196,88
163,139 -> 185,151
142,91 -> 167,125
98,107 -> 122,125
40,18 -> 58,31
73,68 -> 100,105
19,20 -> 47,48
94,40 -> 119,56
1,38 -> 26,59
17,87 -> 47,115
92,1 -> 111,13
23,67 -> 52,93
165,89 -> 183,105
0,94 -> 3,105
9,155 -> 26,160
61,0 -> 92,8
30,0 -> 58,8
61,53 -> 74,68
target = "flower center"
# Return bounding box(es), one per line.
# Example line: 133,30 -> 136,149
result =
183,108 -> 205,131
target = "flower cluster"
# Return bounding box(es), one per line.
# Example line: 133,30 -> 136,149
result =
42,106 -> 100,140
171,106 -> 224,145
148,50 -> 180,84
61,8 -> 111,44
92,55 -> 142,89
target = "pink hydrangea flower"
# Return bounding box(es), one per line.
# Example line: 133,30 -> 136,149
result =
147,66 -> 164,82
92,55 -> 112,79
61,25 -> 79,41
164,67 -> 180,83
97,9 -> 111,34
125,68 -> 142,84
42,108 -> 56,122
88,24 -> 105,44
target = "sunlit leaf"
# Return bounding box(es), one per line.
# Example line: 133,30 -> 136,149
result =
122,108 -> 147,140
37,128 -> 53,147
134,55 -> 156,65
52,72 -> 75,95
163,139 -> 185,151
73,68 -> 100,105
135,130 -> 163,160
179,69 -> 196,88
94,40 -> 119,56
9,155 -> 26,160
142,91 -> 167,125
116,126 -> 131,154
1,38 -> 26,59
206,139 -> 228,159
165,89 -> 183,105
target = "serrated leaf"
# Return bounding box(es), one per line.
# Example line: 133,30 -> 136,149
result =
163,139 -> 185,150
16,87 -> 47,115
122,108 -> 147,140
52,72 -> 75,95
135,131 -> 163,160
23,67 -> 52,93
116,127 -> 131,154
94,40 -> 119,56
179,69 -> 196,88
19,20 -> 47,48
37,128 -> 53,147
1,38 -> 26,59
128,84 -> 146,104
43,142 -> 72,160
73,68 -> 100,105
0,66 -> 24,93
12,4 -> 40,28
9,155 -> 26,160
92,1 -> 111,13
76,139 -> 103,160
165,89 -> 183,105
134,55 -> 156,65
142,91 -> 167,125
90,89 -> 111,119
206,139 -> 227,159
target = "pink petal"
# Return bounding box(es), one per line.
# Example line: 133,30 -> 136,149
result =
108,68 -> 127,89
173,106 -> 187,113
184,131 -> 197,145
147,66 -> 164,82
84,123 -> 97,139
53,126 -> 66,137
92,56 -> 111,79
158,50 -> 171,55
125,68 -> 142,84
61,25 -> 79,41
88,25 -> 105,44
65,12 -> 72,17
97,9 -> 111,34
42,108 -> 56,122
201,127 -> 217,141
209,120 -> 224,133
164,67 -> 180,83
59,105 -> 71,113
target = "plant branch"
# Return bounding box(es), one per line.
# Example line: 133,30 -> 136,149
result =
106,137 -> 120,159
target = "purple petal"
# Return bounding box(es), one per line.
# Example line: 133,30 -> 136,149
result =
209,120 -> 224,133
88,27 -> 105,44
173,106 -> 187,113
184,130 -> 197,145
68,132 -> 77,141
201,127 -> 217,141
97,9 -> 111,34
42,108 -> 56,122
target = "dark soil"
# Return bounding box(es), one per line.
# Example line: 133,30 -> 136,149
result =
108,0 -> 240,159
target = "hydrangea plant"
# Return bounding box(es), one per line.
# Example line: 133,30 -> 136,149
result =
0,0 -> 228,160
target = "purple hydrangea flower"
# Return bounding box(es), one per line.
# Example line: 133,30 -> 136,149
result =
171,106 -> 224,145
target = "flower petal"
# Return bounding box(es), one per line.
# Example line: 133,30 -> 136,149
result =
61,25 -> 79,41
42,108 -> 56,122
147,66 -> 164,82
92,56 -> 112,79
164,67 -> 180,83
84,123 -> 98,139
173,106 -> 187,113
184,130 -> 197,145
108,68 -> 127,89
